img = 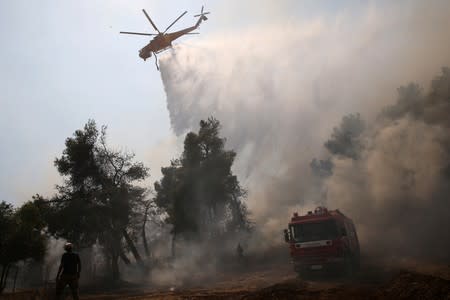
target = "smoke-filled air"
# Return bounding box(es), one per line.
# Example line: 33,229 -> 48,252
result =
159,1 -> 450,261
2,1 -> 450,298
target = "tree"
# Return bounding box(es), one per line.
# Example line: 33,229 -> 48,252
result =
310,158 -> 333,178
324,113 -> 365,160
154,118 -> 250,257
380,67 -> 450,128
0,200 -> 47,294
380,83 -> 424,121
47,120 -> 149,281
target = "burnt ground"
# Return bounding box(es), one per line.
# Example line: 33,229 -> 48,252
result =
2,258 -> 449,300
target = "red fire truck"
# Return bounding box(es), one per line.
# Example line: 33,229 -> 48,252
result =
284,206 -> 360,276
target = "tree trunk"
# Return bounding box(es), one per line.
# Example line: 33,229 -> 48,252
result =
122,229 -> 142,263
142,224 -> 150,258
119,252 -> 131,265
4,264 -> 11,290
111,254 -> 120,282
0,264 -> 6,294
171,233 -> 176,259
0,264 -> 11,294
142,201 -> 154,259
12,266 -> 18,293
142,209 -> 151,258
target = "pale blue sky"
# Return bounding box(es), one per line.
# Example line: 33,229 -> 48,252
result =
0,0 -> 371,205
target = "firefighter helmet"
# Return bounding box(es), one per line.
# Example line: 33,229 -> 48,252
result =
64,242 -> 73,251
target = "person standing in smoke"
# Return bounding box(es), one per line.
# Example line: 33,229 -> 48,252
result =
56,242 -> 81,300
236,243 -> 244,260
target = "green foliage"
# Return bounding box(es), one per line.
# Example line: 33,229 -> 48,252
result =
380,83 -> 424,121
324,113 -> 365,160
154,117 -> 250,240
0,202 -> 15,264
311,114 -> 365,177
311,66 -> 450,185
310,158 -> 333,177
0,200 -> 47,266
55,120 -> 101,189
46,120 -> 150,279
380,67 -> 450,127
378,67 -> 450,181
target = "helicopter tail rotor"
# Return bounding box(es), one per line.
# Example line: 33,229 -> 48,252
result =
194,5 -> 210,20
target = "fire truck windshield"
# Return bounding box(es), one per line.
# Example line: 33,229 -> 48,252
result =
290,220 -> 338,242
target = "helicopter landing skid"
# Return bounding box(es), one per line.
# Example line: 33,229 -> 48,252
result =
153,45 -> 173,70
153,53 -> 159,70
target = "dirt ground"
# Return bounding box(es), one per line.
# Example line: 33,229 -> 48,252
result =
81,261 -> 449,300
2,259 -> 449,300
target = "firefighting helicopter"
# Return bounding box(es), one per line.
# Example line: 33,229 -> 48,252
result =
120,6 -> 210,70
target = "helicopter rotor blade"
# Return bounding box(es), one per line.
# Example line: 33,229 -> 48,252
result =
142,9 -> 160,33
120,31 -> 157,36
185,32 -> 200,34
163,11 -> 187,34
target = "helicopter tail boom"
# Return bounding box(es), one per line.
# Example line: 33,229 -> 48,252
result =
194,5 -> 210,27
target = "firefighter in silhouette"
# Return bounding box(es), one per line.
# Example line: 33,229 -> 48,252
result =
236,243 -> 244,261
56,242 -> 81,300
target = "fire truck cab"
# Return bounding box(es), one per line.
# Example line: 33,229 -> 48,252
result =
284,206 -> 360,276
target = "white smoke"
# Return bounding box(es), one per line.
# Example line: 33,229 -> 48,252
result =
158,1 -> 450,257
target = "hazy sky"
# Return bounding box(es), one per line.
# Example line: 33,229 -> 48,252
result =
0,0 -> 386,205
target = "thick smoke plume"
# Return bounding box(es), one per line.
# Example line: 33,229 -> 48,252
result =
159,1 -> 450,261
327,71 -> 450,261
